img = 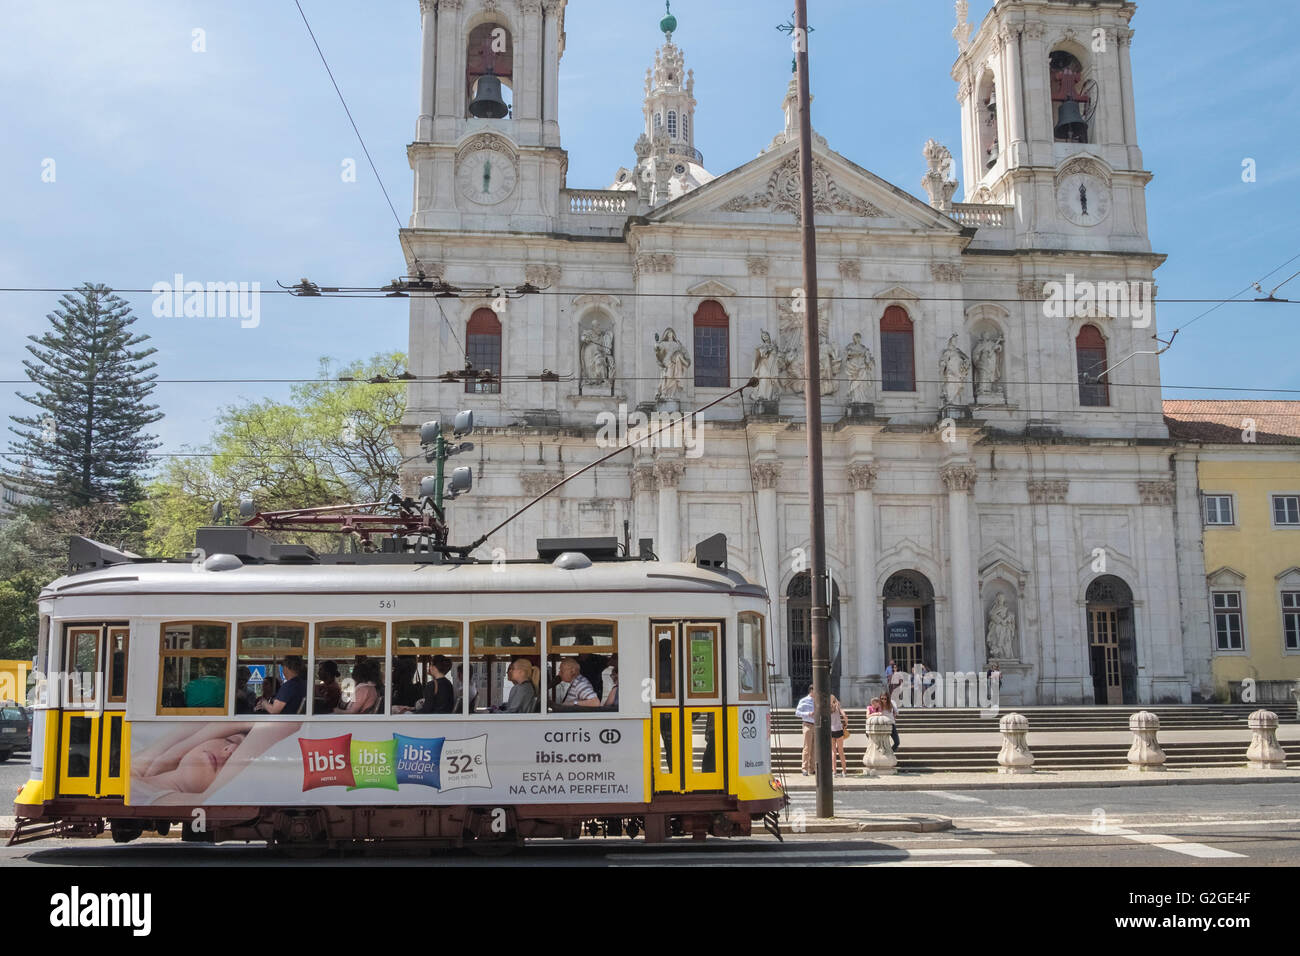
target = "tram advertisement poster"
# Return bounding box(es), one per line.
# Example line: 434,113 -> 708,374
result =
736,705 -> 769,776
128,720 -> 644,807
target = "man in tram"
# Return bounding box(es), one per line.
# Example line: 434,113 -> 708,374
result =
554,658 -> 601,708
256,656 -> 307,715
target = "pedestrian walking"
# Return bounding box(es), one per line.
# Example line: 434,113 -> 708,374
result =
795,684 -> 815,775
830,693 -> 849,775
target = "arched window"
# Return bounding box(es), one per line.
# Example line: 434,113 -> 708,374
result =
977,72 -> 999,170
1050,50 -> 1089,143
654,112 -> 663,130
1076,324 -> 1109,407
693,300 -> 729,388
667,110 -> 678,137
682,113 -> 690,143
465,23 -> 515,119
880,306 -> 915,392
466,308 -> 502,395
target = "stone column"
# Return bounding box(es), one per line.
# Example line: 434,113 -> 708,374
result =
942,464 -> 978,673
751,460 -> 782,599
655,459 -> 684,563
541,0 -> 563,142
1116,28 -> 1141,162
433,0 -> 462,120
632,465 -> 658,554
1020,21 -> 1049,161
848,463 -> 880,682
514,0 -> 543,126
416,0 -> 438,141
1005,28 -> 1027,160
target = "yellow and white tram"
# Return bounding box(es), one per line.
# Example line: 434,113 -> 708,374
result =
14,530 -> 785,850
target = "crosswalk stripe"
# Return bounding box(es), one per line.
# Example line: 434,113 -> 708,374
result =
1086,826 -> 1247,859
921,790 -> 987,803
614,847 -> 997,862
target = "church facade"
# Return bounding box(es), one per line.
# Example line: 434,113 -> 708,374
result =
395,0 -> 1213,707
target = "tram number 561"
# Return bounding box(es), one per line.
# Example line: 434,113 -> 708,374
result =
378,599 -> 397,610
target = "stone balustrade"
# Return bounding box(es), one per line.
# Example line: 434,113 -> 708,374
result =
950,203 -> 1013,228
566,190 -> 631,215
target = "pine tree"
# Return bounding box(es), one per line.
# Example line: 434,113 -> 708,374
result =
4,284 -> 163,508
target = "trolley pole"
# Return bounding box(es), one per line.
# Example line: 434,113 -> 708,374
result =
793,0 -> 833,820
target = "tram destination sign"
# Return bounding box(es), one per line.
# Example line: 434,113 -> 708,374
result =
128,719 -> 644,807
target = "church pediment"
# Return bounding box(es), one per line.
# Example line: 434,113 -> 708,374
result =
644,141 -> 966,234
685,279 -> 737,298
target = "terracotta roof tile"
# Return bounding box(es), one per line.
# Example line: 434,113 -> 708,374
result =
1162,400 -> 1300,444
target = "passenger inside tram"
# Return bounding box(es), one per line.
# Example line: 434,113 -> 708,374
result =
336,658 -> 383,714
314,660 -> 342,713
183,658 -> 226,708
552,658 -> 602,709
390,656 -> 422,710
256,656 -> 306,715
492,657 -> 539,713
406,654 -> 455,714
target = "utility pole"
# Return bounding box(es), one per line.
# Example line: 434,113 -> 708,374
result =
793,0 -> 833,820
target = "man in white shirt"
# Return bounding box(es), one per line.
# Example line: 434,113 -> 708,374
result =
794,685 -> 816,775
556,659 -> 601,708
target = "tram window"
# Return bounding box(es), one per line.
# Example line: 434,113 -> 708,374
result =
691,712 -> 717,774
470,621 -> 539,714
547,621 -> 618,712
653,624 -> 675,700
394,622 -> 461,711
685,625 -> 719,700
107,627 -> 129,703
314,622 -> 386,715
66,628 -> 100,707
237,622 -> 307,713
159,622 -> 229,715
737,613 -> 766,701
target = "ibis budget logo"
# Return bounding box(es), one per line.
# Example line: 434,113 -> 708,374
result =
299,734 -> 489,793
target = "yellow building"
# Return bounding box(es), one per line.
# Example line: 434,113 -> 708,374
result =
1166,401 -> 1300,703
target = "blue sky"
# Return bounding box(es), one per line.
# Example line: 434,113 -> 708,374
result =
1,0 -> 1296,456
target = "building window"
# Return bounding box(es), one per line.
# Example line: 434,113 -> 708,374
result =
466,308 -> 502,395
654,112 -> 662,129
667,110 -> 678,137
1076,324 -> 1110,407
880,306 -> 915,392
1203,495 -> 1234,526
1282,592 -> 1300,651
682,113 -> 690,143
693,300 -> 730,388
1212,591 -> 1244,652
1273,495 -> 1300,526
465,23 -> 514,119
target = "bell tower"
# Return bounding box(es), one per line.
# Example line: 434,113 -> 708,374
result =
409,0 -> 568,230
952,0 -> 1151,252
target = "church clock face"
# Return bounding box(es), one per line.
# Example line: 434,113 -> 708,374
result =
457,150 -> 517,206
1056,172 -> 1110,227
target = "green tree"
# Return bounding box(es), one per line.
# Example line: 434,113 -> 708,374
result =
147,353 -> 408,557
4,284 -> 163,509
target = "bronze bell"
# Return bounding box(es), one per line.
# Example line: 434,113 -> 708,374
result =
1054,97 -> 1088,143
469,71 -> 510,119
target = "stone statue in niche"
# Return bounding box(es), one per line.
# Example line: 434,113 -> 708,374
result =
843,332 -> 875,405
654,328 -> 691,404
752,330 -> 782,403
939,334 -> 971,407
972,331 -> 1005,400
817,332 -> 841,397
579,320 -> 615,388
986,592 -> 1018,660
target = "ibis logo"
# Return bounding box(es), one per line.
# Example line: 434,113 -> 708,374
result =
49,886 -> 151,936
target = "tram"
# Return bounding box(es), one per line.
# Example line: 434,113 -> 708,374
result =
12,527 -> 785,850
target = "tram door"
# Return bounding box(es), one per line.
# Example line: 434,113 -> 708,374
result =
57,624 -> 129,798
651,621 -> 725,794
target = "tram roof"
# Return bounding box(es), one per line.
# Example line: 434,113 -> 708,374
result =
42,557 -> 767,601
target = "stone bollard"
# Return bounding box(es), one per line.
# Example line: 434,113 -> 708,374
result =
862,714 -> 898,775
997,712 -> 1034,774
1127,710 -> 1166,771
1247,709 -> 1287,770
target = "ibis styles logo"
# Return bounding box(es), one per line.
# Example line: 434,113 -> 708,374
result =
298,733 -> 488,793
